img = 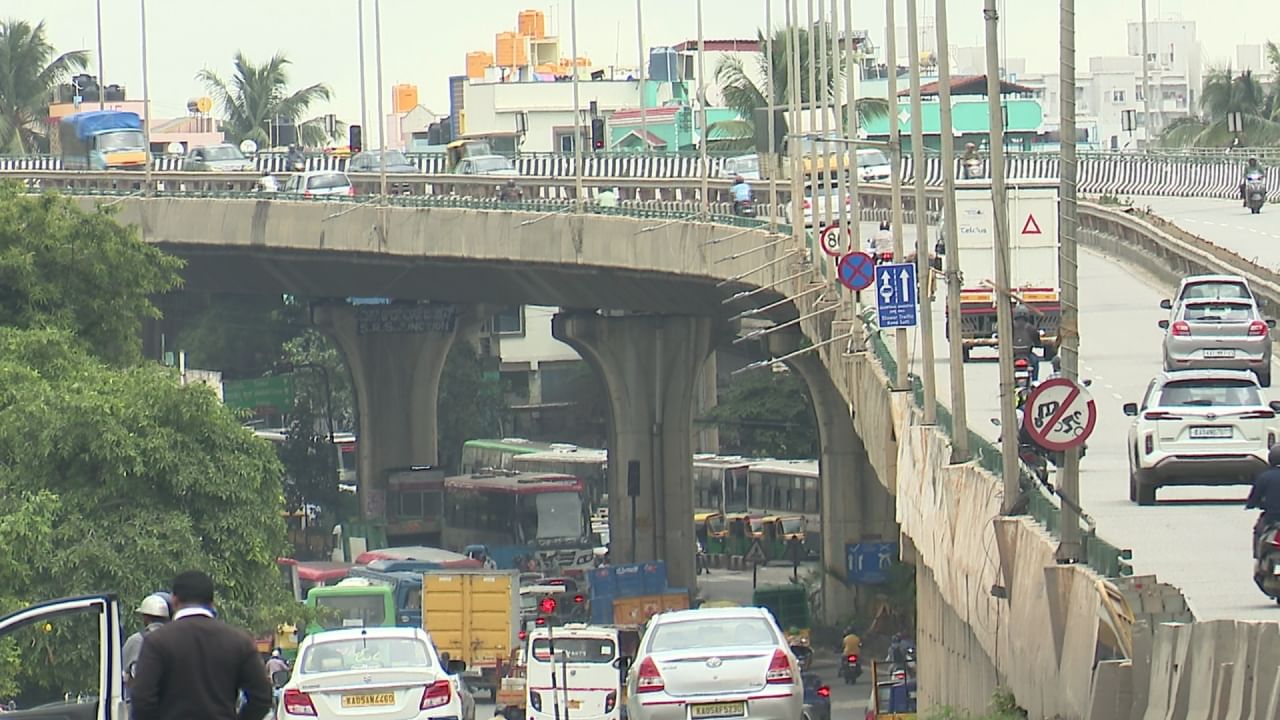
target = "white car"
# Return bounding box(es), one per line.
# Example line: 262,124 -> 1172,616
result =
855,148 -> 892,183
278,626 -> 471,720
720,154 -> 761,180
283,171 -> 356,199
1124,369 -> 1280,505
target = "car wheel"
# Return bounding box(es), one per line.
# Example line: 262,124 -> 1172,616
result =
1133,468 -> 1156,506
1258,368 -> 1272,388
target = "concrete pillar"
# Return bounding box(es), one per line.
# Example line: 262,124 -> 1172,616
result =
693,352 -> 720,453
553,312 -> 718,594
313,302 -> 485,528
778,331 -> 896,626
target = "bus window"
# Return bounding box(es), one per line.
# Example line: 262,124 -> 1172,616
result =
532,492 -> 585,540
314,594 -> 388,627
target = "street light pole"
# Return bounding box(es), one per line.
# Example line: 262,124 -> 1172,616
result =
571,0 -> 584,211
885,0 -> 908,391
696,0 -> 709,220
636,0 -> 648,154
95,0 -> 106,110
139,0 -> 153,195
984,0 -> 1019,513
765,0 -> 777,232
374,0 -> 387,198
934,0 -> 969,461
905,0 -> 936,425
357,0 -> 369,136
1056,0 -> 1083,562
1140,0 -> 1152,143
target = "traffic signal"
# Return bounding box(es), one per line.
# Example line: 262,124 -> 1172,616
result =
349,124 -> 363,153
539,597 -> 558,615
590,118 -> 605,151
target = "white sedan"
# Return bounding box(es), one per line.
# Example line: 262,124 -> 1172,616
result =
1124,369 -> 1280,505
277,626 -> 472,720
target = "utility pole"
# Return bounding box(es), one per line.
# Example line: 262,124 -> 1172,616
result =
636,0 -> 648,155
95,0 -> 106,110
765,0 -> 777,233
885,0 -> 908,391
1056,0 -> 1083,562
696,0 -> 709,220
788,0 -> 804,254
139,0 -> 153,196
357,0 -> 369,138
1140,0 -> 1152,145
374,0 -> 387,198
570,0 -> 584,211
984,0 -> 1019,513
935,0 -> 969,461
906,0 -> 936,424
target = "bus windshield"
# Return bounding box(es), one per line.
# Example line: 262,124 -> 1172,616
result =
524,491 -> 585,541
314,593 -> 387,628
96,130 -> 145,150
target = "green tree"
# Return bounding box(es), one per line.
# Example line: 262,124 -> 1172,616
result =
709,25 -> 888,151
1158,65 -> 1280,147
703,368 -> 818,458
438,342 -> 506,472
0,19 -> 87,154
175,295 -> 304,379
0,185 -> 183,365
197,52 -> 337,148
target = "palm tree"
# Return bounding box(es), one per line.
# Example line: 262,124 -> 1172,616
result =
197,52 -> 336,148
709,25 -> 887,151
1158,66 -> 1280,147
0,19 -> 87,154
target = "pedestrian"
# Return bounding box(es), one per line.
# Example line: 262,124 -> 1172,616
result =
122,592 -> 171,700
130,570 -> 272,720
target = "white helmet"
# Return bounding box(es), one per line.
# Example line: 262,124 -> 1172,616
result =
136,593 -> 171,619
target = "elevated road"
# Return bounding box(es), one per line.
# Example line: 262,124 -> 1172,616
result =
1140,196 -> 1280,270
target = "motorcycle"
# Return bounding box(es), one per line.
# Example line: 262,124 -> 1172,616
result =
1253,520 -> 1280,604
839,653 -> 861,685
733,198 -> 757,218
1013,355 -> 1035,390
1246,172 -> 1267,214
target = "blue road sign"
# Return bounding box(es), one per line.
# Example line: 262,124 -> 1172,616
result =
845,542 -> 898,585
838,251 -> 876,292
875,262 -> 919,329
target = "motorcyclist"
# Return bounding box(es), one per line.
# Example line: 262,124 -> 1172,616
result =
498,178 -> 523,203
962,142 -> 982,178
257,170 -> 279,193
1011,302 -> 1041,382
1242,156 -> 1265,207
286,144 -> 306,172
873,221 -> 894,261
731,174 -> 753,215
1246,445 -> 1280,557
841,626 -> 862,658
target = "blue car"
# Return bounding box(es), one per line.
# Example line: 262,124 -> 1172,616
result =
802,673 -> 831,720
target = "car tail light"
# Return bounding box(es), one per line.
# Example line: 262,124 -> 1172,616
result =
817,686 -> 831,698
574,594 -> 585,604
1249,321 -> 1269,336
892,670 -> 907,682
1144,434 -> 1154,455
766,649 -> 794,684
1241,410 -> 1276,419
636,657 -> 665,693
530,691 -> 543,712
1143,411 -> 1181,421
1170,321 -> 1191,336
283,689 -> 317,716
1014,358 -> 1029,369
1272,533 -> 1280,549
421,679 -> 452,710
518,630 -> 528,641
846,654 -> 858,663
605,691 -> 618,712
302,190 -> 313,199
535,617 -> 547,626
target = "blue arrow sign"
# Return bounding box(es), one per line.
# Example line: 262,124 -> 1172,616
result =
845,542 -> 898,584
875,262 -> 919,329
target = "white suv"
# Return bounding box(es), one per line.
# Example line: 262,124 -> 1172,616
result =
1124,369 -> 1280,505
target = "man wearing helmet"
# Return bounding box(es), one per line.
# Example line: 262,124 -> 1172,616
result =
1246,445 -> 1280,556
122,593 -> 171,697
1241,156 -> 1264,207
1011,302 -> 1041,382
731,174 -> 753,215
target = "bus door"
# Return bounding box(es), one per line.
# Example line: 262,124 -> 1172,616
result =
526,630 -> 621,720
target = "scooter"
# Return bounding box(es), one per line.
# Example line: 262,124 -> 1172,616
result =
839,653 -> 861,685
1246,172 -> 1267,214
1253,521 -> 1280,604
1013,355 -> 1035,390
734,198 -> 757,218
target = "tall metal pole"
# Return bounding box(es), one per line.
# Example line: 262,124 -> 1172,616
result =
571,0 -> 585,211
984,0 -> 1019,513
906,0 -> 936,424
95,0 -> 106,110
357,0 -> 369,137
788,0 -> 804,253
1056,0 -> 1082,562
806,0 -> 819,234
139,0 -> 153,195
1140,0 -> 1151,144
841,0 -> 860,252
765,0 -> 778,232
935,0 -> 968,460
885,0 -> 908,390
697,0 -> 710,220
636,0 -> 648,154
374,0 -> 388,198
817,0 -> 832,235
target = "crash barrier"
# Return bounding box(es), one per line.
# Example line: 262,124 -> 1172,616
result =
3,153 -> 1279,201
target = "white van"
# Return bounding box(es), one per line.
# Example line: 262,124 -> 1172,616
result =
526,625 -> 623,720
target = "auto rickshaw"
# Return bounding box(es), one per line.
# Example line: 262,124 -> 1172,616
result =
724,512 -> 754,556
865,661 -> 917,720
758,515 -> 808,561
694,512 -> 728,554
752,584 -> 812,652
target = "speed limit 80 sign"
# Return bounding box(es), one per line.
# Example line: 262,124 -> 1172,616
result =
1022,377 -> 1097,451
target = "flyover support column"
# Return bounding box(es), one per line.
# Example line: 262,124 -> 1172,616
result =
313,302 -> 483,526
779,334 -> 896,625
553,312 -> 717,594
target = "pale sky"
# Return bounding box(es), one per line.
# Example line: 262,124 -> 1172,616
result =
16,1 -> 1280,126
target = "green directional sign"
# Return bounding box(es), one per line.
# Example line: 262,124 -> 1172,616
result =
223,375 -> 296,414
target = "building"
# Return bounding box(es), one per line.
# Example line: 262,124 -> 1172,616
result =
47,77 -> 224,153
861,74 -> 1045,152
380,83 -> 444,151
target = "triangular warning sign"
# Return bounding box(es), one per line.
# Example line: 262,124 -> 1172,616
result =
1021,213 -> 1042,235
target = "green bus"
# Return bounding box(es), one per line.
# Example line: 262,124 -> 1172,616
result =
303,578 -> 396,635
459,438 -> 560,474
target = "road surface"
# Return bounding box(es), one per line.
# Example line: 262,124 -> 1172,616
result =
1139,196 -> 1280,272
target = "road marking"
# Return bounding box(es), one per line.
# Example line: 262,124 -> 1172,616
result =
1112,392 -> 1123,400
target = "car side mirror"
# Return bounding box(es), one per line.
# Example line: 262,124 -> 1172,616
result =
1123,402 -> 1138,416
1157,320 -> 1170,329
1269,320 -> 1277,329
990,417 -> 1001,427
1159,299 -> 1172,310
271,670 -> 290,688
614,656 -> 632,671
1270,401 -> 1280,413
446,659 -> 467,675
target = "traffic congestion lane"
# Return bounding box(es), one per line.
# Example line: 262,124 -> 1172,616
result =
893,245 -> 1276,620
1139,196 -> 1280,270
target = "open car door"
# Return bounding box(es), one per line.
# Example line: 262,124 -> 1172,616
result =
0,594 -> 126,720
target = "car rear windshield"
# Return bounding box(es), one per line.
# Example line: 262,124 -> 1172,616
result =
203,146 -> 244,161
474,157 -> 513,173
648,617 -> 777,652
300,637 -> 432,673
1181,282 -> 1250,301
307,173 -> 350,189
1183,303 -> 1253,322
530,637 -> 616,663
857,149 -> 889,167
1157,379 -> 1262,407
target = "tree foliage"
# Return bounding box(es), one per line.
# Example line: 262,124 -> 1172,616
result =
197,52 -> 338,148
438,342 -> 506,473
0,184 -> 183,365
703,368 -> 818,458
1159,56 -> 1280,148
0,19 -> 87,153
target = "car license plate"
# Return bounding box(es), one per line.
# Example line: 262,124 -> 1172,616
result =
568,700 -> 582,710
690,702 -> 746,719
1189,426 -> 1232,439
342,692 -> 396,708
1202,349 -> 1236,359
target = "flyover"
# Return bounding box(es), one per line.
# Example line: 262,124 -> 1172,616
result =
11,167 -> 1280,717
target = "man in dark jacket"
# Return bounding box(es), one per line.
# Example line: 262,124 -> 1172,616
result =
130,571 -> 271,720
1011,303 -> 1041,381
1246,445 -> 1280,557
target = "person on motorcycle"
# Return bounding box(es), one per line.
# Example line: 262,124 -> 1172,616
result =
731,175 -> 753,215
962,142 -> 982,178
841,626 -> 862,658
1246,445 -> 1280,557
1011,302 -> 1041,382
873,221 -> 894,261
498,178 -> 523,203
257,170 -> 279,193
1242,156 -> 1265,207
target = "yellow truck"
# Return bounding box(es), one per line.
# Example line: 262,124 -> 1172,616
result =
422,569 -> 520,700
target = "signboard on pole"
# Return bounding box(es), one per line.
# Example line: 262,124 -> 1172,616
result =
1023,377 -> 1097,451
875,262 -> 918,329
845,542 -> 898,584
223,374 -> 295,414
838,252 -> 876,292
819,223 -> 853,257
